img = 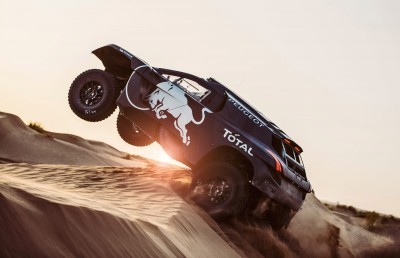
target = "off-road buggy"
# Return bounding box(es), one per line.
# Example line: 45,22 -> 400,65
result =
69,44 -> 312,228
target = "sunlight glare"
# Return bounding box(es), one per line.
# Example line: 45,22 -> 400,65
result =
157,150 -> 174,164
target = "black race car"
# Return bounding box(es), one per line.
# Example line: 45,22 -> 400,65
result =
69,44 -> 312,228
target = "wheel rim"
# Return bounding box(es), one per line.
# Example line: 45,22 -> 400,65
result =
197,177 -> 231,205
80,81 -> 104,106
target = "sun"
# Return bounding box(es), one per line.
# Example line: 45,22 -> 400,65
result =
154,149 -> 187,168
157,150 -> 175,164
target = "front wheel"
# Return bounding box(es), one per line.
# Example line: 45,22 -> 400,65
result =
117,114 -> 154,147
190,162 -> 249,221
68,69 -> 120,122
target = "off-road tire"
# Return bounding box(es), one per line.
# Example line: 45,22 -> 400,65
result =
69,69 -> 120,122
117,114 -> 154,147
191,162 -> 249,221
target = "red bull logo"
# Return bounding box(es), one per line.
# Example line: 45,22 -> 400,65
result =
147,81 -> 212,145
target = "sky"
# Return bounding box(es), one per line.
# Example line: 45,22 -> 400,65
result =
1,0 -> 399,216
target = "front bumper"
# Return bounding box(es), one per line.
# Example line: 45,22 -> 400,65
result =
252,176 -> 306,211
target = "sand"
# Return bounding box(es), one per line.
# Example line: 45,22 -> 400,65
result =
0,112 -> 145,166
0,111 -> 397,257
0,164 -> 239,257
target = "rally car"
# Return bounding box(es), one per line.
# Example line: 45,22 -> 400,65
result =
68,44 -> 312,228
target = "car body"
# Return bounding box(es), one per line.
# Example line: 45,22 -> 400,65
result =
69,44 -> 312,226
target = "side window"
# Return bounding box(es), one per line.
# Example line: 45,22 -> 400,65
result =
283,142 -> 295,160
294,152 -> 304,166
283,142 -> 303,165
163,74 -> 210,100
272,136 -> 285,159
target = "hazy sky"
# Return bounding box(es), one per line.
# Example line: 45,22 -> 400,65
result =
1,0 -> 399,216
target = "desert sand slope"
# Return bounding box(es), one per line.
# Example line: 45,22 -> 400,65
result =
0,111 -> 241,257
0,111 -> 144,167
0,111 -> 397,257
0,163 -> 240,258
287,194 -> 392,257
210,193 -> 394,258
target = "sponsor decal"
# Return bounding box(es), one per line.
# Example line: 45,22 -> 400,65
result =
85,110 -> 96,114
227,96 -> 266,128
227,94 -> 290,139
223,128 -> 254,156
147,81 -> 212,146
119,48 -> 133,58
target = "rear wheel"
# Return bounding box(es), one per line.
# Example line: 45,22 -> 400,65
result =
117,114 -> 154,147
68,69 -> 120,122
190,162 -> 249,220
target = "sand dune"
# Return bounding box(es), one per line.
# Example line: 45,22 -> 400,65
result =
0,112 -> 145,166
0,164 -> 240,257
0,111 -> 398,257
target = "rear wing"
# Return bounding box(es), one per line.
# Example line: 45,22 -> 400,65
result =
92,44 -> 147,79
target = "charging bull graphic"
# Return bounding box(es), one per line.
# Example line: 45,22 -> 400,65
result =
147,81 -> 212,145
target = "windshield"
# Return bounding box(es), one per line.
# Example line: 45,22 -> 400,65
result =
163,75 -> 210,99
